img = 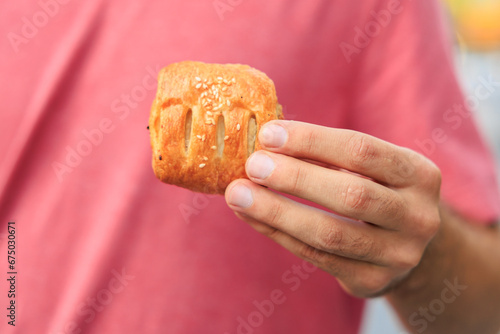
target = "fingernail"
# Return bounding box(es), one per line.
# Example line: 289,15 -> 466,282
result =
247,152 -> 275,179
228,184 -> 254,208
260,123 -> 287,148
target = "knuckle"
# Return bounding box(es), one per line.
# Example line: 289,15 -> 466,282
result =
348,133 -> 377,168
393,149 -> 419,180
317,224 -> 343,251
352,236 -> 378,261
419,159 -> 442,190
358,271 -> 391,296
299,244 -> 327,264
267,200 -> 286,227
257,224 -> 280,239
317,223 -> 378,262
393,246 -> 422,270
288,163 -> 308,195
423,211 -> 441,238
379,194 -> 407,222
382,168 -> 405,185
341,181 -> 370,213
409,209 -> 440,242
300,130 -> 319,155
383,149 -> 419,185
428,164 -> 442,190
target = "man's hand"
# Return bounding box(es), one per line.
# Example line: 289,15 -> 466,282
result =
225,120 -> 442,298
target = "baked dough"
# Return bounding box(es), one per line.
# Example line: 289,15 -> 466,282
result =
149,61 -> 283,194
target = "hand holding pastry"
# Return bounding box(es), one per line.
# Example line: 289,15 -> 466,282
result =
226,121 -> 442,298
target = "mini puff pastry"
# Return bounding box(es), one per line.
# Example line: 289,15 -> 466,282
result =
149,61 -> 283,194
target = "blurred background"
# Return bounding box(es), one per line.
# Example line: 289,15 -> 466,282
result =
362,0 -> 500,333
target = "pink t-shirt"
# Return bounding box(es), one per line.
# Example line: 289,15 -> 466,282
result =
1,0 -> 499,333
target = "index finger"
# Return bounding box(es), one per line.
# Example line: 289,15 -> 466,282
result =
258,120 -> 425,187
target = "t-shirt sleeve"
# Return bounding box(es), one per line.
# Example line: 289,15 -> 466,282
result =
343,0 -> 500,224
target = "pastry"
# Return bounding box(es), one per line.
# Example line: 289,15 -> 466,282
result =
149,61 -> 283,194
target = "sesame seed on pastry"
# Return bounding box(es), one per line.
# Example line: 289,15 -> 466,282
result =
149,61 -> 283,194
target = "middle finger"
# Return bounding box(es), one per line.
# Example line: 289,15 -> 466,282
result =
245,150 -> 407,230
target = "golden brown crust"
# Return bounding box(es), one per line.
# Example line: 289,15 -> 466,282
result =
149,61 -> 283,194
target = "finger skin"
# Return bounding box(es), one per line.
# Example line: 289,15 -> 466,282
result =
259,120 -> 431,187
225,179 -> 397,265
228,183 -> 410,298
234,210 -> 367,284
226,121 -> 443,298
245,150 -> 407,229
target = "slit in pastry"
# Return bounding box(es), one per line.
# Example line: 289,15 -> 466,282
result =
184,109 -> 193,153
247,115 -> 257,156
216,115 -> 225,157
